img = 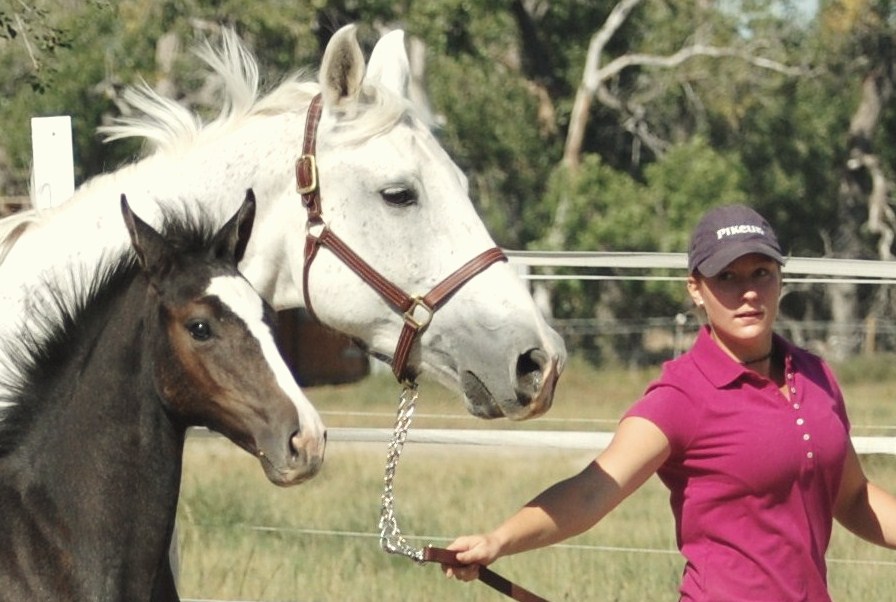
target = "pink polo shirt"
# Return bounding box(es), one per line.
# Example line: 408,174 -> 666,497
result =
625,326 -> 850,601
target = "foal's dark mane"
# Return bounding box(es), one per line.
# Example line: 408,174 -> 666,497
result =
0,207 -> 226,455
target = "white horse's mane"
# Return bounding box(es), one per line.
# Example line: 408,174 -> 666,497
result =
98,29 -> 416,155
98,30 -> 320,154
0,29 -> 419,267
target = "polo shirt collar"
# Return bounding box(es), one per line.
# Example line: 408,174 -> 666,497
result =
690,326 -> 792,389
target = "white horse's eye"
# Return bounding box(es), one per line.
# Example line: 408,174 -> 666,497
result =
380,186 -> 417,207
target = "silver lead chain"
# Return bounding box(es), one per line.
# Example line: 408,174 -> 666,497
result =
378,383 -> 426,563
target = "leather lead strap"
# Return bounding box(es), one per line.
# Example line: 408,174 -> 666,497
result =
422,546 -> 550,602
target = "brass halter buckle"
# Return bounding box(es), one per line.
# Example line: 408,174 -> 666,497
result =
295,154 -> 318,195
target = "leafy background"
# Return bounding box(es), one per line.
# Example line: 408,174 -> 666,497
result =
2,0 -> 895,364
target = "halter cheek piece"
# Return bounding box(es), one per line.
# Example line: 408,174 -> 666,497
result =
296,94 -> 507,385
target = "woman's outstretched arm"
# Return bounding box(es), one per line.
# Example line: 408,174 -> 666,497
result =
442,416 -> 670,580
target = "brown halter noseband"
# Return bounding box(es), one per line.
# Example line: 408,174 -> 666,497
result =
295,94 -> 507,385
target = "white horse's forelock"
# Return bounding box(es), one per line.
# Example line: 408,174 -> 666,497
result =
328,86 -> 419,147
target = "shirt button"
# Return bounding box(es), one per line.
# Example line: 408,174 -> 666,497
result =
796,418 -> 805,426
790,387 -> 797,394
807,451 -> 814,459
803,433 -> 811,441
793,403 -> 800,410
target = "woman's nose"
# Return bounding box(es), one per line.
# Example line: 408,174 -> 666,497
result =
741,284 -> 760,299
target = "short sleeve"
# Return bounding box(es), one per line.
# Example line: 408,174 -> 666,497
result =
624,383 -> 701,456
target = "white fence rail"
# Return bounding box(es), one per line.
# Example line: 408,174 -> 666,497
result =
188,426 -> 896,456
16,115 -> 896,458
329,427 -> 896,455
506,250 -> 896,283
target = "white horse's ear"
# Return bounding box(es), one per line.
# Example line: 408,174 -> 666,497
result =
366,29 -> 409,98
319,24 -> 365,109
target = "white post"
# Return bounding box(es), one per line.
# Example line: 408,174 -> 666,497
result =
30,115 -> 75,209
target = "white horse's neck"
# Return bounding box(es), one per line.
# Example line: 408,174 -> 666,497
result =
0,111 -> 308,400
0,25 -> 567,422
12,110 -> 304,276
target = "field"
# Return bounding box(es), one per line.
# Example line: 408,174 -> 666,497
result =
176,355 -> 896,601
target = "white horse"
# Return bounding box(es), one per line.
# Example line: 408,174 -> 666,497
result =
0,25 -> 565,420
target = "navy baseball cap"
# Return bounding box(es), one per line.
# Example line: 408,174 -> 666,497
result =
688,204 -> 785,277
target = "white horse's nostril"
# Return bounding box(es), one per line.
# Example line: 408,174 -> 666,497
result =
516,348 -> 549,396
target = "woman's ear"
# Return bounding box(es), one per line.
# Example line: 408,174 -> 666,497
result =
686,274 -> 703,307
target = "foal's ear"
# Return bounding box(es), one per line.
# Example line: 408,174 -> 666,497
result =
121,194 -> 169,274
211,189 -> 256,265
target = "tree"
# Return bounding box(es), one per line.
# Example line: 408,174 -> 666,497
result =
544,0 -> 802,251
0,2 -> 73,94
813,0 -> 896,358
5,0 -> 896,363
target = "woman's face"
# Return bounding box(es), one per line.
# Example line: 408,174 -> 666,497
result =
687,253 -> 782,359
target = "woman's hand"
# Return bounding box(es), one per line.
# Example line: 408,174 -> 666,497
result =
440,534 -> 502,581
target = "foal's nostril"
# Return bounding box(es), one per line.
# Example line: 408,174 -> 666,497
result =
289,430 -> 302,461
288,429 -> 327,463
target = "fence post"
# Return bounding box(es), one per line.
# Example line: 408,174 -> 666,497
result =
30,115 -> 75,209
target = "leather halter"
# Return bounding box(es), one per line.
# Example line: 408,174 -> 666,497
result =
295,94 -> 507,384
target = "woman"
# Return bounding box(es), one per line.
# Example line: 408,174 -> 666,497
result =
442,204 -> 896,600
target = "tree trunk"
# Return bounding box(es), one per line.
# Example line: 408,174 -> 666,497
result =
827,67 -> 895,360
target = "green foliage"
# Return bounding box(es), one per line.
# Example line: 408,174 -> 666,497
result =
426,51 -> 557,248
541,140 -> 750,364
645,137 -> 748,252
0,2 -> 74,93
3,0 -> 896,361
543,154 -> 651,252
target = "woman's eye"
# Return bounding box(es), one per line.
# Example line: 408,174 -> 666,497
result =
381,186 -> 417,207
717,271 -> 734,282
187,320 -> 212,341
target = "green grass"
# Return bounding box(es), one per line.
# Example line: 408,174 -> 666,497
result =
176,357 -> 896,601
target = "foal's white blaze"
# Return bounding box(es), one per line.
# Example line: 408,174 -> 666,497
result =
205,275 -> 326,439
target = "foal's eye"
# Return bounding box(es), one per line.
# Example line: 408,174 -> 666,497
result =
380,186 -> 417,207
186,320 -> 212,341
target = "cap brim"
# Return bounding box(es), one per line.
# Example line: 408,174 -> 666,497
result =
696,242 -> 785,277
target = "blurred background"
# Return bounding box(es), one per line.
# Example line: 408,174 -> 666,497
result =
2,0 -> 895,373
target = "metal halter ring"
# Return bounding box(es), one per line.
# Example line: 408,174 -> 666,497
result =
403,296 -> 434,331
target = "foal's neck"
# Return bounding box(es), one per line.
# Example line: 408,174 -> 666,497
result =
0,279 -> 184,601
